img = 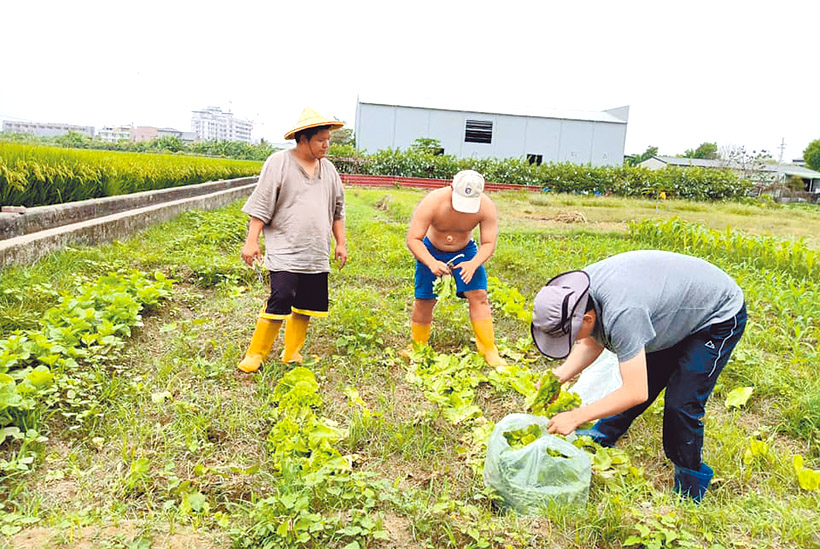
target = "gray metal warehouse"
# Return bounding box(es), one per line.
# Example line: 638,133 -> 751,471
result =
354,98 -> 629,167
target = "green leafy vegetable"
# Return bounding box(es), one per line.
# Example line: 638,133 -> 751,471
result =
526,372 -> 562,415
793,454 -> 820,491
725,386 -> 754,409
433,275 -> 455,300
542,391 -> 583,417
504,424 -> 542,449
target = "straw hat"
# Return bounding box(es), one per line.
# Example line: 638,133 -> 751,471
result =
284,107 -> 344,140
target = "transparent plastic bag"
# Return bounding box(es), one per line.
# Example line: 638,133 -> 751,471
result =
569,349 -> 622,405
483,413 -> 591,515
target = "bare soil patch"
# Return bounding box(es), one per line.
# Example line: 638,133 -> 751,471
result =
11,522 -> 227,548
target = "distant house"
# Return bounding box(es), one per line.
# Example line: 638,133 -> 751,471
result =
133,126 -> 159,142
2,120 -> 94,138
639,155 -> 820,194
98,125 -> 133,142
157,127 -> 197,143
268,142 -> 293,150
768,164 -> 820,193
639,156 -> 726,170
355,98 -> 629,167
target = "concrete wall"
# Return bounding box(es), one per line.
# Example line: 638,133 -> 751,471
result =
0,177 -> 257,240
0,177 -> 258,268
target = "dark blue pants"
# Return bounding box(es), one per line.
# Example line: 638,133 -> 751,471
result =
593,304 -> 747,470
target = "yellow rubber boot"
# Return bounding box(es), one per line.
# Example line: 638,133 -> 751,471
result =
238,317 -> 282,373
411,322 -> 432,345
471,318 -> 507,367
282,313 -> 310,364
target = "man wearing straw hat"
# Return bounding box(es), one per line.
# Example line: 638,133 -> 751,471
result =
406,169 -> 507,366
529,250 -> 746,501
237,107 -> 347,373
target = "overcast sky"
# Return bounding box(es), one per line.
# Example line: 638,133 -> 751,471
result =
2,0 -> 818,161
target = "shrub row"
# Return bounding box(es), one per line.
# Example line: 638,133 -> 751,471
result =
330,148 -> 751,200
1,141 -> 752,208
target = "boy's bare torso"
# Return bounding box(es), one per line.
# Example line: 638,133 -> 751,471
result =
424,188 -> 484,251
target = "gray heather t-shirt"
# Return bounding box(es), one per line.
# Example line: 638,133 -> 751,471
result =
242,150 -> 345,273
585,250 -> 744,361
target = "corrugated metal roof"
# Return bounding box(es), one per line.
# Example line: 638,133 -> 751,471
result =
653,156 -> 727,168
651,156 -> 820,178
357,96 -> 629,124
767,164 -> 820,178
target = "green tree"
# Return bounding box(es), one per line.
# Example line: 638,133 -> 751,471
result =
55,131 -> 92,148
803,139 -> 820,171
625,145 -> 658,166
683,142 -> 719,159
331,128 -> 354,147
150,136 -> 184,153
721,145 -> 776,192
409,137 -> 444,155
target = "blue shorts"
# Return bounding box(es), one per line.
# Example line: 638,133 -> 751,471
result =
414,237 -> 488,300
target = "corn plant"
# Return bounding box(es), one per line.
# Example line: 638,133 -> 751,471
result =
628,217 -> 818,280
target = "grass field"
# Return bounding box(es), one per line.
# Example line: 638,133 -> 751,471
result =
1,189 -> 819,548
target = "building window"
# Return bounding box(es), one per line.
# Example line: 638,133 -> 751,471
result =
527,154 -> 543,166
464,120 -> 493,144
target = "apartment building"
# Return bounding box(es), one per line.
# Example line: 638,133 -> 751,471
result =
191,106 -> 253,143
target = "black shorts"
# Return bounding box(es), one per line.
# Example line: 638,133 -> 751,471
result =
261,271 -> 329,319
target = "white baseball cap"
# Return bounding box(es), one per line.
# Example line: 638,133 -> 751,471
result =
451,170 -> 484,213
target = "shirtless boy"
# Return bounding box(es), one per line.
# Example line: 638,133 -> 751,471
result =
405,169 -> 506,366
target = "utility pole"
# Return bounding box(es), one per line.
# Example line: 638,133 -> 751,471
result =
777,137 -> 786,164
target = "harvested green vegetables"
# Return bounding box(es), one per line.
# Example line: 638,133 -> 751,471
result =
526,372 -> 586,422
433,275 -> 456,300
503,425 -> 569,457
504,424 -> 542,449
540,391 -> 583,417
526,371 -> 562,415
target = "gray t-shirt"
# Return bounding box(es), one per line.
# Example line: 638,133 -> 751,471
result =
585,250 -> 744,361
242,150 -> 345,273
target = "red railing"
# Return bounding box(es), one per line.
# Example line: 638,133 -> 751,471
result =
339,173 -> 542,192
